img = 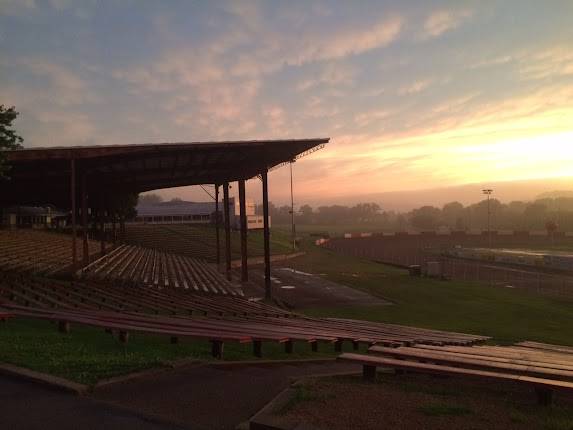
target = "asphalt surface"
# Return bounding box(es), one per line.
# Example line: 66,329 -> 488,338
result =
0,374 -> 190,430
92,361 -> 355,430
245,266 -> 390,308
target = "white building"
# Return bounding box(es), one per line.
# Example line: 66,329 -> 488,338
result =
134,198 -> 268,230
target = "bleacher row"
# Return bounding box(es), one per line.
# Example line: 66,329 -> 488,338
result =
0,230 -> 101,275
339,342 -> 573,406
123,224 -> 218,261
0,272 -> 282,317
78,244 -> 242,296
0,271 -> 489,358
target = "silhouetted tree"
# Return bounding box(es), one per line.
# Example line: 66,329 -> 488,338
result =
0,105 -> 24,178
138,193 -> 163,205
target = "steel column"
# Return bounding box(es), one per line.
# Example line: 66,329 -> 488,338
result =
239,179 -> 248,282
262,171 -> 271,299
70,159 -> 77,268
223,182 -> 232,280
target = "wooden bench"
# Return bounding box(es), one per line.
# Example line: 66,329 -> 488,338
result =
0,312 -> 14,322
338,352 -> 573,405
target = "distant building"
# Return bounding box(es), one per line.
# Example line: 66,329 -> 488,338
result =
1,205 -> 68,229
134,198 -> 267,230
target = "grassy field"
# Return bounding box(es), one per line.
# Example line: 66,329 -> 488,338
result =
2,224 -> 573,384
0,318 -> 364,385
283,238 -> 573,346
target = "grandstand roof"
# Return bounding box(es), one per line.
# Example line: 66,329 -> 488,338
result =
0,138 -> 328,206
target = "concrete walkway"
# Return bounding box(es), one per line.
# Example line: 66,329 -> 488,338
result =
0,374 -> 189,430
92,361 -> 355,430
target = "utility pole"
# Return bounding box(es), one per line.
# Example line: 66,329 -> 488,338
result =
289,160 -> 296,252
482,189 -> 493,249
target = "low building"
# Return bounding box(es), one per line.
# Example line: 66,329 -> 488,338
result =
0,205 -> 68,229
134,198 -> 268,230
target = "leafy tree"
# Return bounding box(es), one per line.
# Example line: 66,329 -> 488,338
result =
138,193 -> 163,205
410,206 -> 441,231
442,201 -> 464,228
0,105 -> 24,178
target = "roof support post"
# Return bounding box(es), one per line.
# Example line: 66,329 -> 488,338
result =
223,182 -> 232,281
81,171 -> 89,266
99,193 -> 106,256
70,159 -> 77,269
262,170 -> 271,299
215,184 -> 220,267
239,179 -> 248,282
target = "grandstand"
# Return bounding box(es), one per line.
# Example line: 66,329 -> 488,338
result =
0,138 -> 497,360
122,223 -> 291,263
78,243 -> 243,295
0,229 -> 101,275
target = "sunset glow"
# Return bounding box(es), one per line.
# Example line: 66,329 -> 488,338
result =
2,1 -> 572,204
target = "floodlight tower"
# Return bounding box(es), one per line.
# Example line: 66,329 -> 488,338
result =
482,189 -> 494,249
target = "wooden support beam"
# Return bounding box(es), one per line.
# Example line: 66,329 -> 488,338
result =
99,193 -> 106,256
363,365 -> 376,381
119,331 -> 129,344
311,341 -> 318,352
334,340 -> 343,352
81,171 -> 89,265
535,387 -> 553,406
70,159 -> 77,268
223,182 -> 232,281
58,320 -> 70,334
352,341 -> 360,351
239,179 -> 248,282
262,171 -> 271,299
211,340 -> 224,359
253,340 -> 262,358
284,340 -> 293,354
215,184 -> 220,266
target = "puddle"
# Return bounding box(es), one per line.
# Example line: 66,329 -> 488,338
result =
278,268 -> 314,276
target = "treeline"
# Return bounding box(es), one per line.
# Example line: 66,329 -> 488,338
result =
260,197 -> 573,232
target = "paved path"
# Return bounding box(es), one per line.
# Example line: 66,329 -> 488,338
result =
0,374 -> 189,430
93,361 -> 355,430
245,267 -> 390,308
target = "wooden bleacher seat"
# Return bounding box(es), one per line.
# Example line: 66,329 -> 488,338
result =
338,350 -> 573,405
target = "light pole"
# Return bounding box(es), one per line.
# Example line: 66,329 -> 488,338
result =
482,189 -> 493,249
289,160 -> 296,252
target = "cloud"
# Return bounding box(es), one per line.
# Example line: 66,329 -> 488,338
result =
422,9 -> 472,39
297,63 -> 356,91
518,47 -> 573,80
398,79 -> 432,95
293,16 -> 403,65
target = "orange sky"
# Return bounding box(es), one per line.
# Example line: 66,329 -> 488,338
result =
2,1 -> 573,205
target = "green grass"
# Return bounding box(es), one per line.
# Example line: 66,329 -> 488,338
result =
0,318 -> 363,385
284,238 -> 573,345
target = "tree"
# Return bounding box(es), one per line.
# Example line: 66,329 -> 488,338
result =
0,105 -> 24,178
138,193 -> 163,205
298,204 -> 313,224
410,206 -> 441,231
441,201 -> 464,228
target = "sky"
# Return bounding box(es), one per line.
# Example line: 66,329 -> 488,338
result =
1,0 -> 573,206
